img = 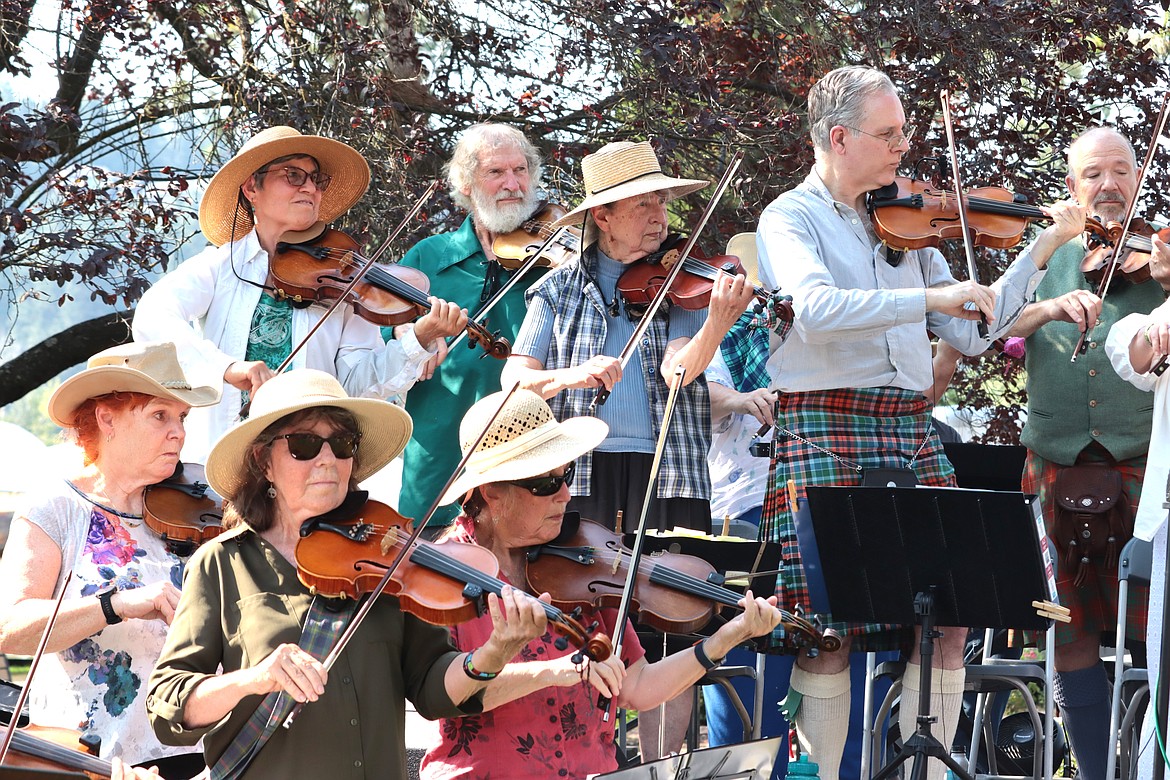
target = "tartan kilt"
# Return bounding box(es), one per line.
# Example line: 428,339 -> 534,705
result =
760,387 -> 956,652
1021,449 -> 1149,648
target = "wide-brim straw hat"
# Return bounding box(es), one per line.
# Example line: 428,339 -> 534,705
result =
551,141 -> 709,230
199,126 -> 371,247
440,389 -> 609,506
206,369 -> 411,501
47,341 -> 221,428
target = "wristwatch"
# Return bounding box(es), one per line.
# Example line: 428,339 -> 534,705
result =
97,588 -> 122,625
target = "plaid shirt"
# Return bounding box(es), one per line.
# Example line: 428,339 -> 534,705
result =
517,246 -> 712,500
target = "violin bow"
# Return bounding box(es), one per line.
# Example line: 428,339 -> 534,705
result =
0,571 -> 71,766
446,223 -> 573,353
1084,94 -> 1170,367
590,151 -> 744,410
280,381 -> 523,730
939,90 -> 989,340
599,366 -> 687,722
269,181 -> 442,378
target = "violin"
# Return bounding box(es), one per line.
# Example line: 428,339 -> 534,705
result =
867,176 -> 1059,252
492,202 -> 582,269
271,227 -> 510,359
617,234 -> 795,318
525,515 -> 841,654
142,462 -> 224,557
293,495 -> 612,661
1081,218 -> 1169,287
3,722 -> 112,778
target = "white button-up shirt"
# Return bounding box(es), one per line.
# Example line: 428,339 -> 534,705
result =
756,171 -> 1045,393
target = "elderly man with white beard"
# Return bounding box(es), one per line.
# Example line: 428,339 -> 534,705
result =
386,124 -> 552,536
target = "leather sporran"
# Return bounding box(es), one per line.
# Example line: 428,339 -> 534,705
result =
1052,465 -> 1133,587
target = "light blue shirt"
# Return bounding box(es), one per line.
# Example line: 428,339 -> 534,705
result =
756,170 -> 1046,393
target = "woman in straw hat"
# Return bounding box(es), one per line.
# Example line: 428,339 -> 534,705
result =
134,126 -> 468,462
419,388 -> 782,779
501,140 -> 755,536
146,369 -> 548,779
0,341 -> 221,777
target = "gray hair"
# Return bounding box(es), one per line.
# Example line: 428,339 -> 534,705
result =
446,124 -> 543,211
1067,126 -> 1137,181
808,66 -> 898,154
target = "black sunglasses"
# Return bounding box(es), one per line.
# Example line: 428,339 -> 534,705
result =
507,462 -> 575,496
271,431 -> 360,460
255,166 -> 333,192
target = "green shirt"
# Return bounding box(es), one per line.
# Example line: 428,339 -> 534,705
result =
1021,238 -> 1162,464
147,526 -> 475,779
383,217 -> 545,526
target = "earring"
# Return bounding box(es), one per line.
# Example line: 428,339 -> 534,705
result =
266,485 -> 277,499
106,433 -> 113,443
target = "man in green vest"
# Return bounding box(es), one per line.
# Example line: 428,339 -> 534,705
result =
385,124 -> 549,533
1012,126 -> 1169,780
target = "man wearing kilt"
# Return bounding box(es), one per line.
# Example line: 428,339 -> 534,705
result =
1013,127 -> 1170,780
754,65 -> 1084,780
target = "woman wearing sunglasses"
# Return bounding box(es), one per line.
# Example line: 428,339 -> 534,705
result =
147,369 -> 548,779
133,126 -> 468,463
419,389 -> 783,779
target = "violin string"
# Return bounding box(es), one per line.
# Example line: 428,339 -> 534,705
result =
594,545 -> 743,608
11,730 -> 111,774
407,543 -> 571,623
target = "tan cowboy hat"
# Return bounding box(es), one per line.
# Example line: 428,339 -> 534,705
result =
199,126 -> 372,247
47,341 -> 221,428
725,232 -> 761,288
551,141 -> 709,230
206,369 -> 411,500
440,389 -> 609,506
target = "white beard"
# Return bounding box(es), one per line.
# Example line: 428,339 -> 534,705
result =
472,186 -> 538,234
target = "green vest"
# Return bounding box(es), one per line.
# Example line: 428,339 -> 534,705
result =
1020,239 -> 1162,464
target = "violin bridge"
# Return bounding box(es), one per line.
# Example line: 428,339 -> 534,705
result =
380,526 -> 403,556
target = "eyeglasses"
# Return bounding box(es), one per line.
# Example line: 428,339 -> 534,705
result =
255,166 -> 333,192
844,125 -> 916,151
507,462 -> 576,496
271,431 -> 360,460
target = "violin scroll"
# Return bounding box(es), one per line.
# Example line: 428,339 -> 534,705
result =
772,609 -> 842,655
465,322 -> 512,359
142,462 -> 224,557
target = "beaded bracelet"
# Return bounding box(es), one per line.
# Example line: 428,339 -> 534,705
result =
462,651 -> 499,681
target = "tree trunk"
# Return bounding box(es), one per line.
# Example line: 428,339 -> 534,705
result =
0,310 -> 134,407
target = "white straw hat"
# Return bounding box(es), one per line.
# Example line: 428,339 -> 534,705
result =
551,141 -> 708,230
206,369 -> 411,500
47,341 -> 221,428
440,389 -> 608,505
199,126 -> 371,247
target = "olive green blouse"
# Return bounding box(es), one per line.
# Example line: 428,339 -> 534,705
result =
147,526 -> 480,779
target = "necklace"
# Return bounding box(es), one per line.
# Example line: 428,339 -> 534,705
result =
65,480 -> 144,525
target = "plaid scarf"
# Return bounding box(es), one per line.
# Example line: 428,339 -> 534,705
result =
211,595 -> 358,780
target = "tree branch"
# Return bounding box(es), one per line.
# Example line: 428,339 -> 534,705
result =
0,310 -> 134,406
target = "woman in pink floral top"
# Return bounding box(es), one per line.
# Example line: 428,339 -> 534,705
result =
421,389 -> 785,779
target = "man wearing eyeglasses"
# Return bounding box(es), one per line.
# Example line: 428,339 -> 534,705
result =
753,66 -> 1080,780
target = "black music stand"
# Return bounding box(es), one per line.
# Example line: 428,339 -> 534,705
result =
801,486 -> 1052,780
597,736 -> 783,779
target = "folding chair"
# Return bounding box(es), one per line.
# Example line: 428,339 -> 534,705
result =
1106,537 -> 1152,780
